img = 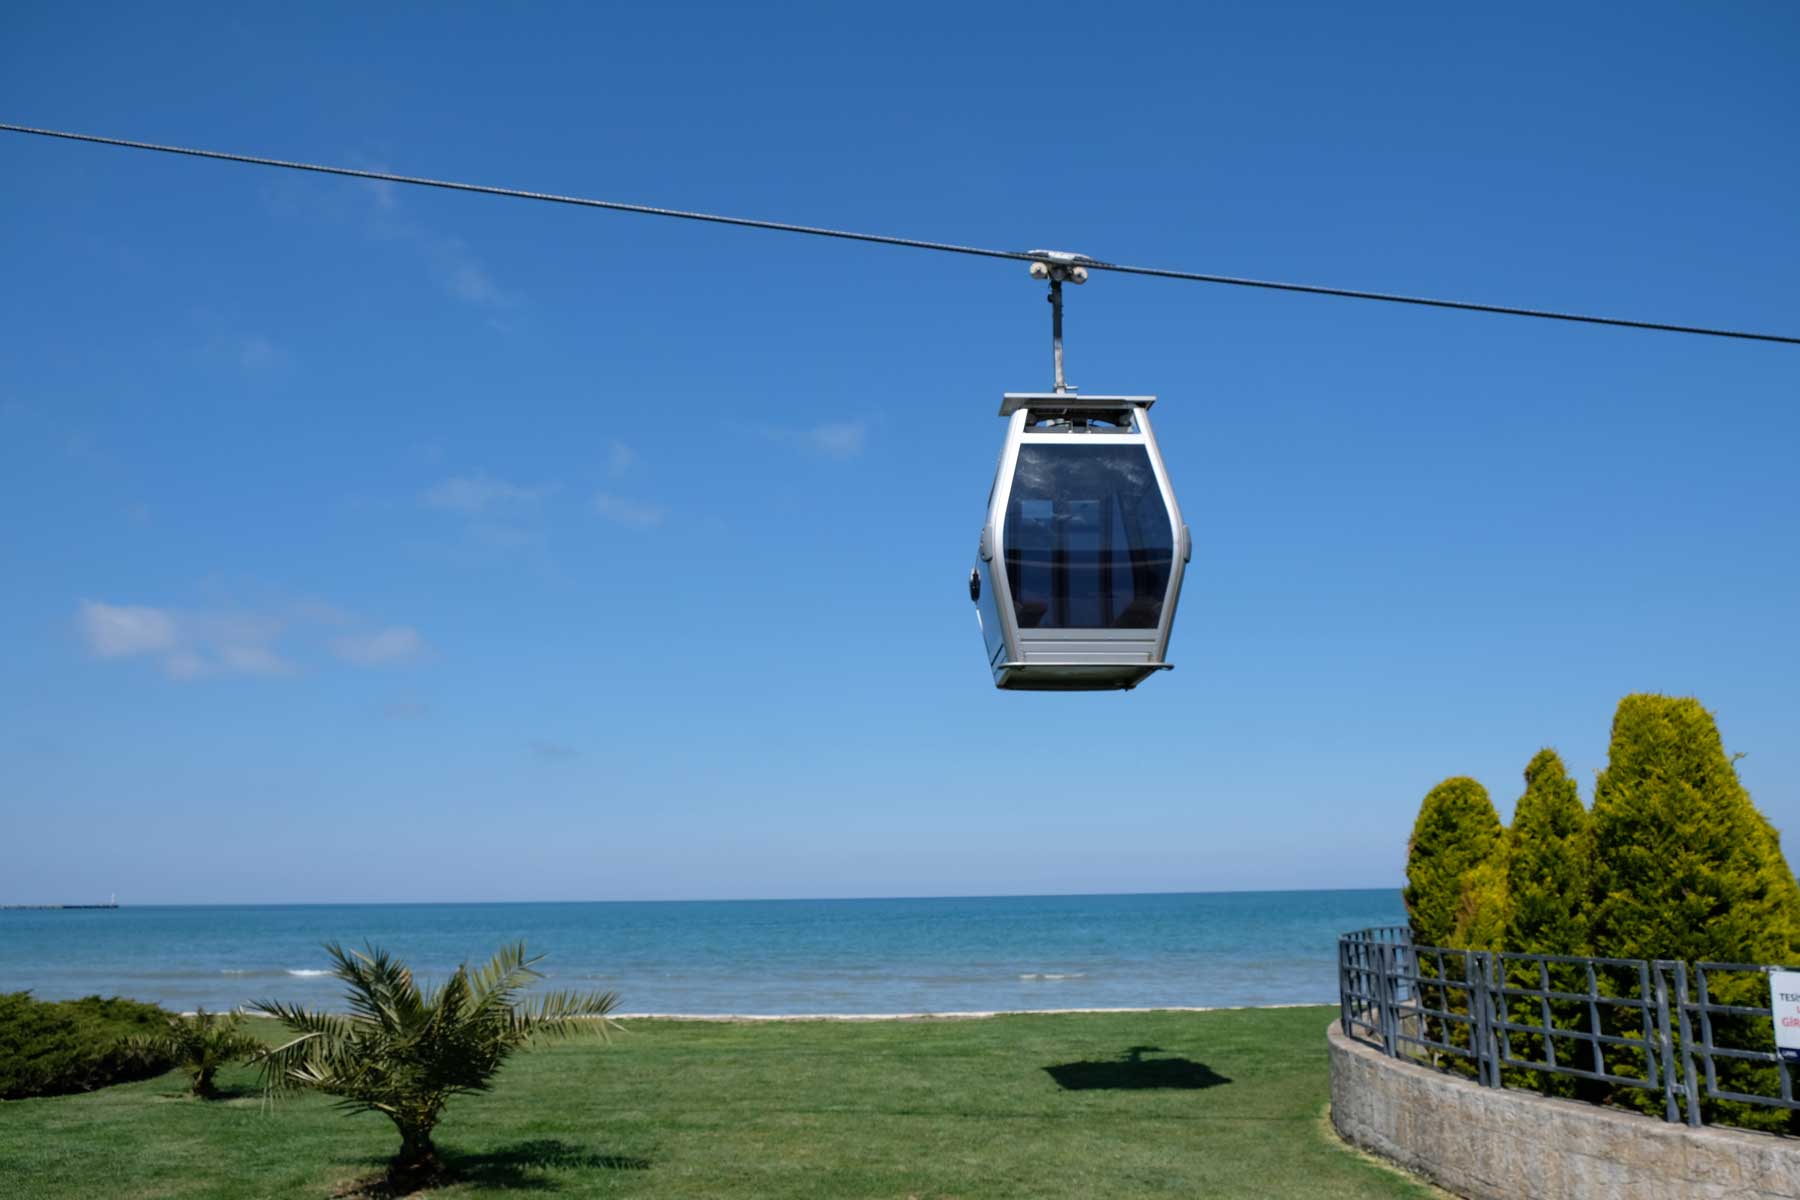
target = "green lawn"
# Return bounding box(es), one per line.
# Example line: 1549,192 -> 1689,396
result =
0,1006 -> 1431,1199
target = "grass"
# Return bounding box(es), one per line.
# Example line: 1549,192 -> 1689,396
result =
0,1005 -> 1434,1199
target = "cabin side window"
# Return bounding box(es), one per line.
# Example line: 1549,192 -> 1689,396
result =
1002,445 -> 1173,630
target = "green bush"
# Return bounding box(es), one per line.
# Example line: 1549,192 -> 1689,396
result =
1505,749 -> 1590,957
1449,856 -> 1509,951
0,992 -> 175,1100
1404,777 -> 1504,1070
1404,776 -> 1503,948
1494,749 -> 1592,1096
1588,694 -> 1800,1129
1398,697 -> 1800,1127
1589,694 -> 1800,964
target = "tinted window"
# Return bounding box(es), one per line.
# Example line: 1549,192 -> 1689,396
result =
1003,445 -> 1174,629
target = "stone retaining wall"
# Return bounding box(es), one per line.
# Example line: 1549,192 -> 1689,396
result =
1328,1019 -> 1800,1200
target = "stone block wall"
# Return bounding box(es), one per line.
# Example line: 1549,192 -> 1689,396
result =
1328,1019 -> 1800,1200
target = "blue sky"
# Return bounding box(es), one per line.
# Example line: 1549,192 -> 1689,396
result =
2,2 -> 1796,904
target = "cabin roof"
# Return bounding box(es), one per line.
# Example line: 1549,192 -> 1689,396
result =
999,392 -> 1156,417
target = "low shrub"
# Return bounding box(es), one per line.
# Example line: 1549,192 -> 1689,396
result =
0,992 -> 175,1099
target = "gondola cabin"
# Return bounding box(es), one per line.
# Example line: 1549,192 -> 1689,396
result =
970,393 -> 1188,691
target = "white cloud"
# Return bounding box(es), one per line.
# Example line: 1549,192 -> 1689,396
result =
215,643 -> 292,676
265,159 -> 517,314
593,492 -> 666,529
163,650 -> 209,680
76,599 -> 426,680
237,335 -> 287,371
438,250 -> 507,306
763,420 -> 869,459
77,600 -> 290,679
288,599 -> 355,626
606,440 -> 637,476
420,470 -> 555,566
78,602 -> 177,658
191,316 -> 290,375
466,520 -> 543,551
329,626 -> 427,666
423,472 -> 550,514
807,421 -> 868,458
380,220 -> 514,310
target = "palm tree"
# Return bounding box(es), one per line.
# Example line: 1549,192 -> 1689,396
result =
253,942 -> 619,1190
126,1007 -> 264,1098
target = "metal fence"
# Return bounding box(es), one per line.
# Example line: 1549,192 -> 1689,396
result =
1339,926 -> 1800,1129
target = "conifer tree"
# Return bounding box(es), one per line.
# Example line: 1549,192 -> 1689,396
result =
1504,749 -> 1590,956
1499,749 -> 1590,1096
1589,694 -> 1800,964
1405,777 -> 1503,948
1450,857 -> 1510,951
1590,694 -> 1800,1128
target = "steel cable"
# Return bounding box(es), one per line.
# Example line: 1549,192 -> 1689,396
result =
4,121 -> 1796,347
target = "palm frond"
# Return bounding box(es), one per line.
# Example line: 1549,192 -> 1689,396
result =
249,998 -> 358,1041
510,988 -> 621,1041
249,1000 -> 363,1093
466,942 -> 545,1025
331,942 -> 421,1034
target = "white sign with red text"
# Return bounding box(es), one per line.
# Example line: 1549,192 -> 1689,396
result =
1772,971 -> 1800,1063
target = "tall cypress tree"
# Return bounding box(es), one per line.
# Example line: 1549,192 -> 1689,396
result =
1504,749 -> 1590,956
1589,694 -> 1800,1128
1405,777 -> 1503,948
1450,857 -> 1510,951
1500,749 -> 1591,1096
1589,694 -> 1800,963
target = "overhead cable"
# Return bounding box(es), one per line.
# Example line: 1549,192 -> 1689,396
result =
3,121 -> 1796,347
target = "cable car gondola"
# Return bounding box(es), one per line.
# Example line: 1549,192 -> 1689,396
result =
969,256 -> 1189,691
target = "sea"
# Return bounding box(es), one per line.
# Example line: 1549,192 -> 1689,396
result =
0,889 -> 1402,1015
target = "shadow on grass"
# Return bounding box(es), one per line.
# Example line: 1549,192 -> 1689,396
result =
449,1140 -> 651,1189
152,1083 -> 260,1102
336,1140 -> 651,1195
1044,1045 -> 1233,1091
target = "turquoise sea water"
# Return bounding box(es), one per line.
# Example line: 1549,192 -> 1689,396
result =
0,890 -> 1402,1015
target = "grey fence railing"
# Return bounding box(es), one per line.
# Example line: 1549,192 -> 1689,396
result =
1339,926 -> 1800,1129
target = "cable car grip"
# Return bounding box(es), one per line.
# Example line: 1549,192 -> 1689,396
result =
1027,251 -> 1090,396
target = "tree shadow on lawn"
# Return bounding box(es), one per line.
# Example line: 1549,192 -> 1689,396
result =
1044,1045 -> 1233,1092
451,1140 -> 651,1188
335,1140 -> 650,1196
151,1082 -> 261,1102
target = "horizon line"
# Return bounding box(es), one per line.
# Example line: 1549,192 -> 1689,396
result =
1,883 -> 1404,909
